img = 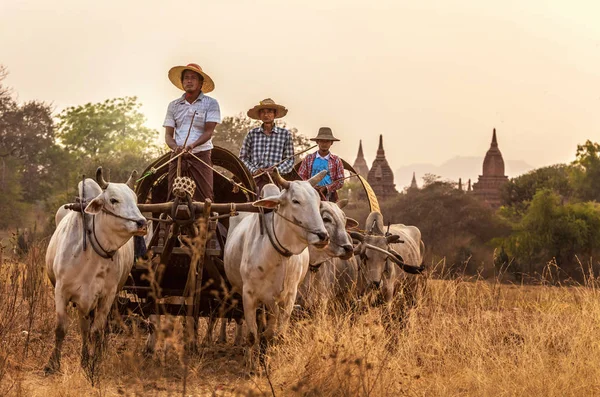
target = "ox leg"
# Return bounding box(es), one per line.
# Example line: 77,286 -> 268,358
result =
44,289 -> 68,375
218,318 -> 228,344
242,288 -> 259,370
262,303 -> 279,342
233,318 -> 244,346
277,291 -> 298,337
144,314 -> 159,356
204,316 -> 216,345
183,316 -> 199,354
84,296 -> 112,380
78,310 -> 91,368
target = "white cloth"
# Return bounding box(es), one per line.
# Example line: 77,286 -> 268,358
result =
163,93 -> 221,153
316,152 -> 331,160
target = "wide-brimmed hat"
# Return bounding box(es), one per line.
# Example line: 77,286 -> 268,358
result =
310,127 -> 340,142
168,63 -> 215,93
247,98 -> 288,120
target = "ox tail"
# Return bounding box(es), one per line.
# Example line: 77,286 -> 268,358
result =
420,240 -> 425,266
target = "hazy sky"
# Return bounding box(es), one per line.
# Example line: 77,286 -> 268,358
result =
2,0 -> 599,183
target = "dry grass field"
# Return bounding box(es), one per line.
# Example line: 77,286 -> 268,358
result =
2,241 -> 600,396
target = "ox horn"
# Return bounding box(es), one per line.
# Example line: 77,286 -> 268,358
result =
349,231 -> 365,243
337,199 -> 348,209
363,243 -> 395,258
308,169 -> 327,187
126,170 -> 138,191
386,247 -> 425,275
272,168 -> 290,190
96,167 -> 109,189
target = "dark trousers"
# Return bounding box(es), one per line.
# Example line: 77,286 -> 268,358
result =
168,150 -> 214,201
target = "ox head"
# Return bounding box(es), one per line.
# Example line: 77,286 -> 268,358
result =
85,167 -> 147,237
351,230 -> 402,289
253,170 -> 329,249
309,200 -> 358,262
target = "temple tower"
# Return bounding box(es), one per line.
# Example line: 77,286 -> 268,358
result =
472,128 -> 509,207
352,140 -> 370,178
367,135 -> 397,199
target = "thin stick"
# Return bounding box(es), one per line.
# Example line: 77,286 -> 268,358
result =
253,144 -> 317,178
182,111 -> 197,148
136,151 -> 186,182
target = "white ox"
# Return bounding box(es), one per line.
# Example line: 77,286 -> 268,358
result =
297,199 -> 359,313
44,168 -> 147,374
352,212 -> 425,305
223,171 -> 329,357
211,197 -> 358,343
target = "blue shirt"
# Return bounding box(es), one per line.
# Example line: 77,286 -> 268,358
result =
311,157 -> 332,187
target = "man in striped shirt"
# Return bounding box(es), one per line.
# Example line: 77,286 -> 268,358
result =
163,63 -> 221,201
240,98 -> 294,193
297,127 -> 345,202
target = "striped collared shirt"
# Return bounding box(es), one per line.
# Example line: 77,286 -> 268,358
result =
163,93 -> 221,153
239,126 -> 295,174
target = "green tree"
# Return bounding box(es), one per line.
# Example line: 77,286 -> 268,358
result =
498,188 -> 600,279
0,67 -> 62,203
571,140 -> 600,202
501,164 -> 574,212
56,97 -> 161,182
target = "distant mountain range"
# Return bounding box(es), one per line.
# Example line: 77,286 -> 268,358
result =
394,156 -> 534,189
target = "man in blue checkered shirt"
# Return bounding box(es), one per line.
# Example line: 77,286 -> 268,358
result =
240,98 -> 295,192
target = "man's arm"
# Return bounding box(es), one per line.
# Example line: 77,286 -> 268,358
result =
185,99 -> 221,151
185,122 -> 217,151
163,102 -> 180,151
326,156 -> 345,193
276,132 -> 295,175
164,127 -> 180,151
239,133 -> 260,174
297,155 -> 311,180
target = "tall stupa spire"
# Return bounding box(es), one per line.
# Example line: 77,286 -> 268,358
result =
491,128 -> 498,147
352,139 -> 370,178
410,172 -> 418,189
472,128 -> 508,208
367,134 -> 396,198
376,134 -> 385,158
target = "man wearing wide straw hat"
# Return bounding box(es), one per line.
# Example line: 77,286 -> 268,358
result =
163,63 -> 221,201
239,98 -> 295,193
297,127 -> 345,202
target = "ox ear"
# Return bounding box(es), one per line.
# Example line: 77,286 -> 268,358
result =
386,234 -> 401,244
84,196 -> 104,215
126,170 -> 138,191
345,217 -> 359,230
253,195 -> 282,209
336,199 -> 348,209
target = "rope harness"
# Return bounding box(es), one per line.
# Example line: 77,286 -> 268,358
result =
259,205 -> 329,258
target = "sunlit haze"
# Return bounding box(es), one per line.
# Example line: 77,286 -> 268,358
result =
2,0 -> 599,184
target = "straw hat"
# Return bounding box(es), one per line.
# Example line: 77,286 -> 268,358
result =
247,98 -> 288,120
310,127 -> 340,142
168,63 -> 215,93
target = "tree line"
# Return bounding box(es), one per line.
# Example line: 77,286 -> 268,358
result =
2,64 -> 599,280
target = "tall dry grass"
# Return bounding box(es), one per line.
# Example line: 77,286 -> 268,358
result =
1,241 -> 600,396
